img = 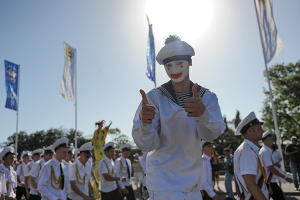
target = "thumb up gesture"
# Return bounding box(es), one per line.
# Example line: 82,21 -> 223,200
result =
139,89 -> 156,124
184,84 -> 206,117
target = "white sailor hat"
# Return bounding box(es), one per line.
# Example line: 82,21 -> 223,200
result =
0,147 -> 15,160
235,112 -> 263,135
32,148 -> 44,155
68,146 -> 75,154
103,142 -> 114,152
262,130 -> 272,140
21,151 -> 31,159
120,144 -> 132,151
134,153 -> 139,157
78,142 -> 93,152
44,145 -> 53,154
52,137 -> 69,151
156,36 -> 195,65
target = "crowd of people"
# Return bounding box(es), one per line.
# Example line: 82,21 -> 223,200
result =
0,35 -> 299,200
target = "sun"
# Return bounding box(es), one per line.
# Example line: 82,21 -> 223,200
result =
145,0 -> 214,43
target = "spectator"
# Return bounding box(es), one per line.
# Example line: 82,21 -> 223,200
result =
224,148 -> 235,200
285,136 -> 300,191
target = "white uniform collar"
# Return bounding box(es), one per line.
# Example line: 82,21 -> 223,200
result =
76,158 -> 86,168
244,139 -> 260,153
105,156 -> 112,162
263,144 -> 273,152
202,154 -> 211,160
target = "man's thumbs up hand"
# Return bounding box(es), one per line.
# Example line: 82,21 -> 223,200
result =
140,89 -> 156,124
184,84 -> 206,117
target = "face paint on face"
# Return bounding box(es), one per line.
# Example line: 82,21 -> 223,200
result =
164,60 -> 189,83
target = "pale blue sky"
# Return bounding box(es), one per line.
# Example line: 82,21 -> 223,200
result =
0,0 -> 300,146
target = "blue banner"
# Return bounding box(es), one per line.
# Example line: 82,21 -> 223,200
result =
146,16 -> 156,83
4,60 -> 19,111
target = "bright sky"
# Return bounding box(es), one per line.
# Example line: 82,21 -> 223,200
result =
0,0 -> 300,146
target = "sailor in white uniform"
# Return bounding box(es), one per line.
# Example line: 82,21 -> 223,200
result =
68,142 -> 94,200
38,137 -> 69,200
27,148 -> 43,200
0,146 -> 17,199
98,142 -> 122,200
233,112 -> 268,200
16,151 -> 31,200
259,130 -> 292,200
0,164 -> 6,199
115,144 -> 135,200
64,146 -> 74,200
132,35 -> 225,200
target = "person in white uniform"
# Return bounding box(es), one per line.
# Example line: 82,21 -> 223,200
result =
200,142 -> 218,200
0,146 -> 17,200
64,146 -> 74,200
98,142 -> 122,200
115,144 -> 136,200
259,130 -> 292,200
233,112 -> 268,200
0,164 -> 7,199
68,142 -> 94,200
16,151 -> 31,200
38,137 -> 69,200
27,148 -> 43,200
132,35 -> 225,200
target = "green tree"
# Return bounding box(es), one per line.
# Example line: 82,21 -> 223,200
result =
261,61 -> 300,141
2,128 -> 89,159
213,116 -> 243,155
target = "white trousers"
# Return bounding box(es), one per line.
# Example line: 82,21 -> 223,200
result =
134,172 -> 144,186
149,190 -> 203,200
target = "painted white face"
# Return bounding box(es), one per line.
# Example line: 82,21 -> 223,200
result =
164,60 -> 189,83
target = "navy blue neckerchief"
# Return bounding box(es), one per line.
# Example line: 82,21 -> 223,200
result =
157,80 -> 207,106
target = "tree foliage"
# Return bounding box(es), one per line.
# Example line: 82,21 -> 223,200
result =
1,128 -> 89,159
261,61 -> 300,141
213,111 -> 243,155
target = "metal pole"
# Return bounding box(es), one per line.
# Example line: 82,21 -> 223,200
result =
75,48 -> 78,152
253,0 -> 284,169
15,64 -> 20,157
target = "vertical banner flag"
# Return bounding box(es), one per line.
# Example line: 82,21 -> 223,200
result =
60,42 -> 76,101
255,0 -> 283,64
4,60 -> 19,111
146,15 -> 156,84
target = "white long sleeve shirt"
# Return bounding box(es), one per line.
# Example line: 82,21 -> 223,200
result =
115,156 -> 133,188
132,85 -> 225,192
38,157 -> 67,200
200,154 -> 216,198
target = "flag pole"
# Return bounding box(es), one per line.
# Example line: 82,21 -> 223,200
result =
75,48 -> 78,152
253,0 -> 283,169
15,64 -> 20,157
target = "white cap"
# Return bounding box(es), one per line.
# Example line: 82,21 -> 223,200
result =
68,146 -> 75,154
103,142 -> 114,151
120,144 -> 132,151
44,145 -> 53,153
78,142 -> 93,152
262,130 -> 272,140
52,137 -> 69,151
134,153 -> 139,157
21,151 -> 31,159
32,148 -> 44,155
235,112 -> 263,135
0,147 -> 15,161
156,39 -> 195,65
